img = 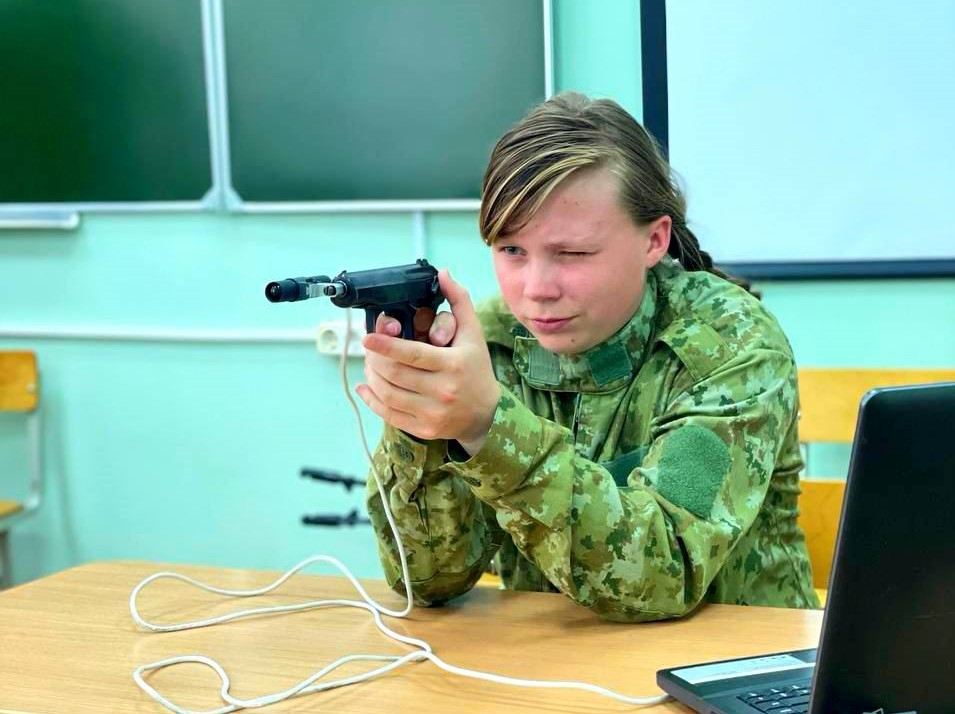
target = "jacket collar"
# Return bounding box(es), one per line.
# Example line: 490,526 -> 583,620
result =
512,269 -> 658,393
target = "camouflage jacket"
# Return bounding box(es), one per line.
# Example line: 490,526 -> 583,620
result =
366,256 -> 819,621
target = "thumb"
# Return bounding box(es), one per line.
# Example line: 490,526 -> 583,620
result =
437,269 -> 479,334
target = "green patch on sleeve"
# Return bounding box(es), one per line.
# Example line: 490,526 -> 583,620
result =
655,425 -> 731,518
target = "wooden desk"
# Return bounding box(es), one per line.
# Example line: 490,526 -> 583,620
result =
0,562 -> 823,714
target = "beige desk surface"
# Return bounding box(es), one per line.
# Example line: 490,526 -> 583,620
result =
0,561 -> 823,714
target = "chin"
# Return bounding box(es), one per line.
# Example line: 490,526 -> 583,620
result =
533,333 -> 587,355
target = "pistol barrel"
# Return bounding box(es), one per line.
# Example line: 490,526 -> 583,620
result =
264,275 -> 332,302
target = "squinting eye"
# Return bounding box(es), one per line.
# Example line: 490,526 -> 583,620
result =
560,251 -> 590,257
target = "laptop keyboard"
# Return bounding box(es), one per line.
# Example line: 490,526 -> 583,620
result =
737,682 -> 812,713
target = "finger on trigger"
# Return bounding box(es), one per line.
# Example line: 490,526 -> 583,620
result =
375,312 -> 401,336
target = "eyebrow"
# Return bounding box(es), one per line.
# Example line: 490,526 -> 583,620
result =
498,236 -> 597,250
550,240 -> 596,250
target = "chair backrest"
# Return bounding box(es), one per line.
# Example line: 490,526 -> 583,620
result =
0,351 -> 42,517
0,351 -> 39,413
798,367 -> 955,443
796,477 -> 846,589
796,367 -> 955,593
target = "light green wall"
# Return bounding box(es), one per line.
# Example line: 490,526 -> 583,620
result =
760,279 -> 955,477
2,1 -> 953,586
553,0 -> 643,117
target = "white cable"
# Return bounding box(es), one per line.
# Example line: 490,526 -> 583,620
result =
129,307 -> 670,712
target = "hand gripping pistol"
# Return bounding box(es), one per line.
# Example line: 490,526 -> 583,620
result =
264,259 -> 446,339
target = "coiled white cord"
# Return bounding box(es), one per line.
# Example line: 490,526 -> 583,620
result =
129,308 -> 670,712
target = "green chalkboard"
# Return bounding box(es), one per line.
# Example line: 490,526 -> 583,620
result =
222,0 -> 546,203
0,0 -> 212,204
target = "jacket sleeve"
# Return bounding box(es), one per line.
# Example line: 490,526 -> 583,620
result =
442,348 -> 799,622
365,424 -> 503,605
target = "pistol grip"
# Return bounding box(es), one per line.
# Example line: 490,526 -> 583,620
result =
364,306 -> 416,339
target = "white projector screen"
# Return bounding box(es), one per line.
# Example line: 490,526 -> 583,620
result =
666,2 -> 955,278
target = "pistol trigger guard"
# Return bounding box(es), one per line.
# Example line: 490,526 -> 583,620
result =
364,309 -> 380,336
390,305 -> 416,340
368,304 -> 416,340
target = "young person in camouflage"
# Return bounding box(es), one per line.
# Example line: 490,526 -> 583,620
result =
356,93 -> 819,622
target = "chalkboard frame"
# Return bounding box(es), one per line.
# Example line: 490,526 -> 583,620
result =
213,0 -> 554,214
0,0 -> 223,228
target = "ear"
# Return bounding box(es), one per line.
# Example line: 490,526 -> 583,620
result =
645,215 -> 672,267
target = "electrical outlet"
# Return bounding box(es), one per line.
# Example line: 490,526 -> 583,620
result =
315,321 -> 366,357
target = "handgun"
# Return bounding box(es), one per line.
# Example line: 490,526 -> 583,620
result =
264,259 -> 445,339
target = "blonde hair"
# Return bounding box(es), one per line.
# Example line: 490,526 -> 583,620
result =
480,92 -> 745,288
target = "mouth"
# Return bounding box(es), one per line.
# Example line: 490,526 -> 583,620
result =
528,317 -> 574,334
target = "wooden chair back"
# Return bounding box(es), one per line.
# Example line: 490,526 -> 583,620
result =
0,351 -> 42,587
796,367 -> 955,598
795,478 -> 846,590
798,367 -> 955,443
0,352 -> 39,413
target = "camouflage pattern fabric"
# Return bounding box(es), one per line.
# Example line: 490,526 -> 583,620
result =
366,256 -> 819,621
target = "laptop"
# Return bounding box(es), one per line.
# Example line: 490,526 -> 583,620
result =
657,382 -> 955,714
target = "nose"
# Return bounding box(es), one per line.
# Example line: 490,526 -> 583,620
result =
523,259 -> 561,301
